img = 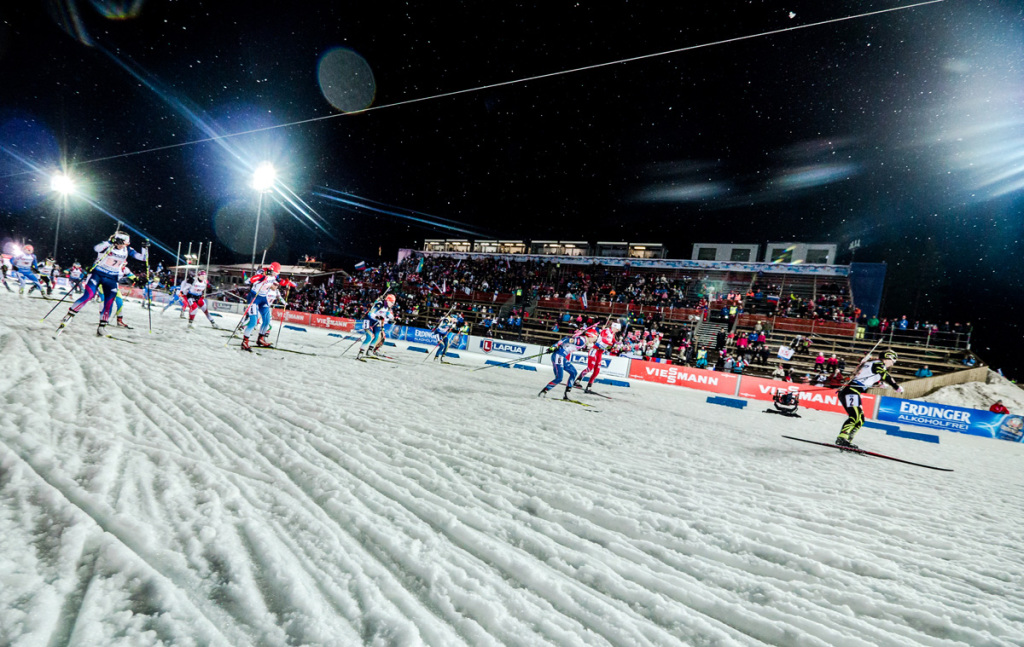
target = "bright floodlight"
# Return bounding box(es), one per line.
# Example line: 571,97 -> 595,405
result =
51,173 -> 75,195
252,162 -> 276,191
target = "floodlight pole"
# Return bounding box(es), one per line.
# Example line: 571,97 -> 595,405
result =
53,199 -> 64,260
251,191 -> 264,272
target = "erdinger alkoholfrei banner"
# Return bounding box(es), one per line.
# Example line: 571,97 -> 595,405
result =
736,375 -> 876,416
876,397 -> 1024,442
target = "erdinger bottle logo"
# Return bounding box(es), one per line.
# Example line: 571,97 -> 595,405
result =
998,415 -> 1024,442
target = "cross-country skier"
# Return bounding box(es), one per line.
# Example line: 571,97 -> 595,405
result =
0,256 -> 10,292
538,332 -> 588,399
240,262 -> 295,351
575,321 -> 619,393
57,232 -> 148,336
68,262 -> 85,293
356,293 -> 396,360
432,310 -> 459,361
39,257 -> 58,295
836,349 -> 903,448
10,244 -> 46,296
184,269 -> 217,329
162,278 -> 190,318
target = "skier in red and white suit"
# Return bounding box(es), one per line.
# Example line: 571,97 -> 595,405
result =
575,321 -> 620,393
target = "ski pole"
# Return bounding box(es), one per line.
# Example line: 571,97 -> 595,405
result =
273,286 -> 292,348
224,284 -> 262,346
472,348 -> 552,371
144,239 -> 153,333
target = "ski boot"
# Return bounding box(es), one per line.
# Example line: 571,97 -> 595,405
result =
538,387 -> 549,397
97,321 -> 108,337
179,310 -> 186,319
241,336 -> 252,352
117,316 -> 132,329
834,437 -> 858,450
256,333 -> 273,348
56,310 -> 75,333
355,349 -> 366,360
187,318 -> 195,330
563,387 -> 573,400
583,385 -> 593,394
209,319 -> 219,329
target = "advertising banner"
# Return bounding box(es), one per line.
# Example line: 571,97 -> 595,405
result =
628,360 -> 738,394
272,310 -> 312,326
308,313 -> 355,332
210,300 -> 242,314
469,335 -> 545,362
876,397 -> 1024,442
567,353 -> 631,378
737,375 -> 875,416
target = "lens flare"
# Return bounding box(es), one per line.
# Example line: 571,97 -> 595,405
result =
90,0 -> 145,20
317,47 -> 376,113
214,198 -> 276,255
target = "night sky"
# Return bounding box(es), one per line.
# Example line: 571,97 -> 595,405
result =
1,1 -> 1022,373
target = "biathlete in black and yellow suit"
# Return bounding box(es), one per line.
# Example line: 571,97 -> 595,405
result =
836,349 -> 902,448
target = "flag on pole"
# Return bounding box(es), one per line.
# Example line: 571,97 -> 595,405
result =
354,261 -> 366,271
416,258 -> 424,273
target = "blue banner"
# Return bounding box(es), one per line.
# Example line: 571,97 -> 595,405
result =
877,396 -> 1024,442
385,325 -> 467,350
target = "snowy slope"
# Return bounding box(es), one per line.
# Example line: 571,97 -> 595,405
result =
1,292 -> 1022,647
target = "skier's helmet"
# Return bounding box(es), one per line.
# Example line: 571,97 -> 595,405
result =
113,232 -> 130,246
22,244 -> 33,254
197,269 -> 207,277
385,293 -> 397,307
610,321 -> 622,332
883,350 -> 898,362
267,262 -> 281,274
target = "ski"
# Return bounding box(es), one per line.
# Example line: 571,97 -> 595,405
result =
102,334 -> 137,345
781,436 -> 953,471
581,390 -> 613,400
256,345 -> 317,356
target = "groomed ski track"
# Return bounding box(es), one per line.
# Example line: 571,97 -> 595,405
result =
1,294 -> 1022,646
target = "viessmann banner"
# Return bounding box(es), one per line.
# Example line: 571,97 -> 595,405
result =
876,397 -> 1024,442
736,375 -> 875,416
628,360 -> 739,394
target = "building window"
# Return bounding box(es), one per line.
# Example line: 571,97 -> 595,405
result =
806,248 -> 830,264
771,248 -> 793,263
730,248 -> 751,262
697,248 -> 717,261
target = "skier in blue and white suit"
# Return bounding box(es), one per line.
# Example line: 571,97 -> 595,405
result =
432,311 -> 459,361
538,331 -> 589,399
10,244 -> 46,296
356,293 -> 396,360
60,233 -> 147,335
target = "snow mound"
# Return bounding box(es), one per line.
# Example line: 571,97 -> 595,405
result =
922,371 -> 1024,413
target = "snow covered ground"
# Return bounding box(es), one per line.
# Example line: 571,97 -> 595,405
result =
2,291 -> 1022,647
